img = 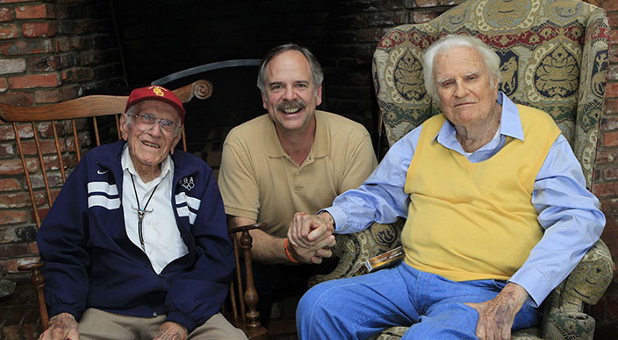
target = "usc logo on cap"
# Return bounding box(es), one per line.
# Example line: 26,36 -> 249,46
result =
148,86 -> 168,97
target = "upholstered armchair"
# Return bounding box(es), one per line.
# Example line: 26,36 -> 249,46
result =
310,0 -> 614,339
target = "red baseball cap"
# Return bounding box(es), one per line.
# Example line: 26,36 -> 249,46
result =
125,86 -> 186,123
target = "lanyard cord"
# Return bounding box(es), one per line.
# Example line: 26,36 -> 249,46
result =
130,174 -> 159,252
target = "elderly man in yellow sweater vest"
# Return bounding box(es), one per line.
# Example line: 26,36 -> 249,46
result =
289,35 -> 605,340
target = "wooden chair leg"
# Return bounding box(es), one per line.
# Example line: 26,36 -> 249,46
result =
239,229 -> 261,330
18,262 -> 49,330
227,223 -> 268,339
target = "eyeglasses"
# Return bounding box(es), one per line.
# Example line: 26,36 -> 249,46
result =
129,113 -> 181,138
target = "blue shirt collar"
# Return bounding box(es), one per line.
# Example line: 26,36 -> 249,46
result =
435,91 -> 524,147
434,92 -> 524,158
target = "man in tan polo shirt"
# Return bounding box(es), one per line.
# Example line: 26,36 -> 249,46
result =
218,43 -> 377,325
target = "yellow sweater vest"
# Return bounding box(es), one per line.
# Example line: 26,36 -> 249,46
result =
402,106 -> 561,281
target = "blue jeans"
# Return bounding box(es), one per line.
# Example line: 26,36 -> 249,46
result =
297,262 -> 540,339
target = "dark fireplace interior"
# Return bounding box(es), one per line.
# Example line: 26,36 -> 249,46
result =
98,0 -> 428,163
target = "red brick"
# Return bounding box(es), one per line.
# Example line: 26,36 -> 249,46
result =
0,209 -> 27,225
0,158 -> 38,175
8,73 -> 58,89
0,58 -> 26,74
603,99 -> 618,116
603,130 -> 618,147
601,197 -> 618,212
28,55 -> 57,72
15,4 -> 54,20
605,1 -> 618,12
28,241 -> 37,254
0,192 -> 34,208
54,36 -> 70,52
0,123 -> 34,141
5,256 -> 38,273
37,120 -> 67,138
0,77 -> 6,91
0,90 -> 33,106
607,82 -> 618,99
22,21 -> 57,38
0,0 -> 38,3
61,67 -> 93,83
20,138 -> 66,156
0,178 -> 20,191
605,168 -> 618,181
0,23 -> 18,39
592,181 -> 618,198
1,39 -> 53,56
0,7 -> 12,22
0,243 -> 29,257
0,142 -> 13,157
34,88 -> 61,103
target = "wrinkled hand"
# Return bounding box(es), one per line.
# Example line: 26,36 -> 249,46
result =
464,283 -> 529,340
152,321 -> 188,340
38,313 -> 79,340
287,212 -> 336,264
288,212 -> 335,249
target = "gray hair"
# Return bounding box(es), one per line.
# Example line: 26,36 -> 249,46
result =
423,34 -> 502,102
257,43 -> 324,96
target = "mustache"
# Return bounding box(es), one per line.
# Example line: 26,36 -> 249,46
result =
276,100 -> 307,111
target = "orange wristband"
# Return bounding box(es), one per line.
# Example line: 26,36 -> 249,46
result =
284,238 -> 299,263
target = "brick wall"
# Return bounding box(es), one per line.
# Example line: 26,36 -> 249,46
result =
592,0 -> 618,327
0,0 -> 122,280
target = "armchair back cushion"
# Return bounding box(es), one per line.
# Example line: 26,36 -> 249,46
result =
373,0 -> 610,188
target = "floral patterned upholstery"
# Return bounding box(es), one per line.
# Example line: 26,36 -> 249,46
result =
311,0 -> 614,339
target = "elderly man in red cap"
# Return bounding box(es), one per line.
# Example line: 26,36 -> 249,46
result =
36,86 -> 246,340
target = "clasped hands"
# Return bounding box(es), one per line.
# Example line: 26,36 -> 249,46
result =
287,212 -> 336,264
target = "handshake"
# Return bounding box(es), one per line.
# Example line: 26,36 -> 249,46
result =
286,212 -> 337,264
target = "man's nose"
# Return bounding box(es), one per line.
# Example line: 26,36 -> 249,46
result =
454,81 -> 468,97
147,120 -> 164,136
283,85 -> 296,100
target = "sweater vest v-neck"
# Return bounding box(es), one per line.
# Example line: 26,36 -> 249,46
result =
402,106 -> 561,282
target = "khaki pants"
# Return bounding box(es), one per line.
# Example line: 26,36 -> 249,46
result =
78,308 -> 247,340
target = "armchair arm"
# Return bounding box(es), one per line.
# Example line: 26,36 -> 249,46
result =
308,220 -> 405,287
541,240 -> 614,339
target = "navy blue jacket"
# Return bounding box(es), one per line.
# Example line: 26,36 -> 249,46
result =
37,141 -> 234,332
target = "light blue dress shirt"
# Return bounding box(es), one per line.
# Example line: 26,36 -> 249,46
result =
325,92 -> 605,306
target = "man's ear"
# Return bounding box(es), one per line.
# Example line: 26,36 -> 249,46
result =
316,85 -> 323,106
119,113 -> 129,141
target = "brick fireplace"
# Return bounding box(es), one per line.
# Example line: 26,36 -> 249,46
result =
1,0 -> 617,338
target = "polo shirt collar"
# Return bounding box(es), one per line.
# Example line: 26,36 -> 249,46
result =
265,110 -> 329,160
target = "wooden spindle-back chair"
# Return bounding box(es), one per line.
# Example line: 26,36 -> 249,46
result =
0,80 -> 267,339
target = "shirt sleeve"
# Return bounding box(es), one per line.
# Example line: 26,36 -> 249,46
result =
218,131 -> 260,220
37,157 -> 94,320
508,134 -> 606,306
337,128 -> 378,194
325,126 -> 422,234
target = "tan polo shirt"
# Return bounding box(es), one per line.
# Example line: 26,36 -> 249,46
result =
218,110 -> 377,237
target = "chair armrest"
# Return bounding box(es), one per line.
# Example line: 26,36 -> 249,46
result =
541,240 -> 614,339
308,220 -> 405,287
